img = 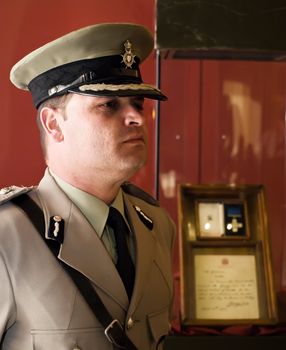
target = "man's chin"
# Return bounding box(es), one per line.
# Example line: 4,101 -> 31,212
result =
120,158 -> 147,178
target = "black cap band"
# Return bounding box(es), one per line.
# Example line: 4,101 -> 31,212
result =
28,55 -> 142,108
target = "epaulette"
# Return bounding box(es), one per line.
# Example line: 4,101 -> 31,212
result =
0,186 -> 34,206
121,182 -> 159,207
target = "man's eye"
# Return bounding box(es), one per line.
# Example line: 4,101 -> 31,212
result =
102,100 -> 118,109
134,104 -> 144,112
133,100 -> 144,112
96,99 -> 118,111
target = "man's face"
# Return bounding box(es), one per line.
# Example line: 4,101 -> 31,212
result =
59,93 -> 148,181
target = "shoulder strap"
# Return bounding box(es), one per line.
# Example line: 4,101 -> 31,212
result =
11,193 -> 137,350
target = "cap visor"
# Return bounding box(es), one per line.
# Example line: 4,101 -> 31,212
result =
69,83 -> 167,101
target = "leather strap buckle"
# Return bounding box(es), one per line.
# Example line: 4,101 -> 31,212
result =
104,319 -> 126,349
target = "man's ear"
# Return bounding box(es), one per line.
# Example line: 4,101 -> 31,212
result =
40,107 -> 64,142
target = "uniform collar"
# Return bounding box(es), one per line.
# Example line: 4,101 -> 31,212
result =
49,169 -> 126,237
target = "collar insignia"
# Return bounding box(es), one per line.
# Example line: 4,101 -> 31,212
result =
47,215 -> 65,244
134,205 -> 153,230
121,40 -> 136,69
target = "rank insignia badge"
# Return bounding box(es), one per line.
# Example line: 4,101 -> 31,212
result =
0,186 -> 34,205
121,40 -> 136,68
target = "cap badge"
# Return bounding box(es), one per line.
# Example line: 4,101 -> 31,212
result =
121,40 -> 136,69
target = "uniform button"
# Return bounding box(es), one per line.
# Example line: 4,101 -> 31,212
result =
127,317 -> 134,329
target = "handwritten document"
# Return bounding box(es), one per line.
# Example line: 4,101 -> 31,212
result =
195,254 -> 259,319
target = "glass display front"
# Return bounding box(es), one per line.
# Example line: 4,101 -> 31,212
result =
158,59 -> 286,320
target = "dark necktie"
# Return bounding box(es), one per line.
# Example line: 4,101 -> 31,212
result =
107,207 -> 135,300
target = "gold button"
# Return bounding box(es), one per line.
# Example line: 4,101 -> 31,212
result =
127,317 -> 134,329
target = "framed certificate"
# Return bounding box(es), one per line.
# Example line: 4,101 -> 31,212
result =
178,184 -> 277,325
194,252 -> 259,320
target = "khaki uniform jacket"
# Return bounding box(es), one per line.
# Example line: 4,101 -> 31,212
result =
0,171 -> 175,350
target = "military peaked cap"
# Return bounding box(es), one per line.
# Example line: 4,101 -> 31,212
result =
10,23 -> 167,108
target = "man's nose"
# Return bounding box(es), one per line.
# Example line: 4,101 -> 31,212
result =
124,105 -> 145,126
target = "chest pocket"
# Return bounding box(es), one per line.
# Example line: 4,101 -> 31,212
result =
31,327 -> 112,350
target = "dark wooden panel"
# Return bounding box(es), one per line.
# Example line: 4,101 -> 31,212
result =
156,0 -> 286,60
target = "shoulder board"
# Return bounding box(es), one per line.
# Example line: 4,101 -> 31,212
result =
121,182 -> 159,207
0,186 -> 34,206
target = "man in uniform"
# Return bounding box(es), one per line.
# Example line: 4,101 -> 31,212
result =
0,23 -> 175,349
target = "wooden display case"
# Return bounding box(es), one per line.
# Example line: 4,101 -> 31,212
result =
178,184 -> 277,326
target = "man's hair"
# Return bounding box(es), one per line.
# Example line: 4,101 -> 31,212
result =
36,93 -> 72,159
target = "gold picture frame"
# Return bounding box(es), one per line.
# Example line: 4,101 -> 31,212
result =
178,184 -> 277,325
